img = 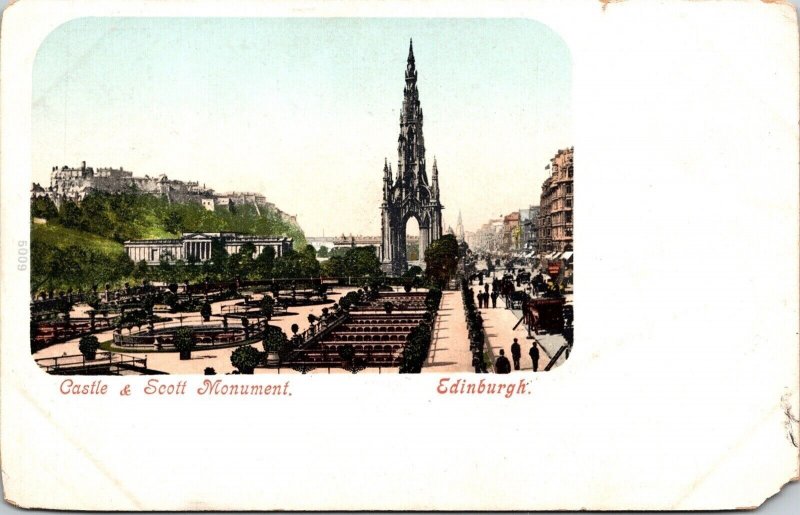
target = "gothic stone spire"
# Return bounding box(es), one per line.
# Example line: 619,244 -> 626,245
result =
399,38 -> 426,192
431,156 -> 439,200
381,40 -> 443,275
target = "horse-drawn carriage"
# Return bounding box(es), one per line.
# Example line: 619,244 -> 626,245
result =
523,297 -> 567,335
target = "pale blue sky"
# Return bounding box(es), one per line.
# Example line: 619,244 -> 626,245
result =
32,17 -> 572,236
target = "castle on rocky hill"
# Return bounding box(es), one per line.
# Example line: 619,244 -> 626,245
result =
30,161 -> 296,223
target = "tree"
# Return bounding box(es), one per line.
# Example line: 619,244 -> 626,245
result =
230,345 -> 261,374
403,265 -> 423,279
273,247 -> 320,280
253,247 -> 275,279
317,245 -> 329,258
322,246 -> 382,279
237,242 -> 257,279
226,252 -> 243,280
31,196 -> 58,220
57,200 -> 82,229
383,301 -> 394,314
424,235 -> 460,288
163,211 -> 183,235
156,257 -> 173,283
205,238 -> 229,278
78,335 -> 100,360
133,259 -> 150,280
174,327 -> 195,360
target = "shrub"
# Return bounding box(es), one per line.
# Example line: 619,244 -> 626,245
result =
78,335 -> 100,360
262,326 -> 288,353
200,301 -> 212,321
174,327 -> 194,360
399,322 -> 432,373
425,287 -> 442,312
260,295 -> 275,321
344,291 -> 361,305
230,345 -> 261,374
337,344 -> 355,362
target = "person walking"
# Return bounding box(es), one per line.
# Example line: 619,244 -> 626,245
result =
484,283 -> 490,295
529,342 -> 540,372
490,291 -> 498,308
495,349 -> 511,374
511,338 -> 521,370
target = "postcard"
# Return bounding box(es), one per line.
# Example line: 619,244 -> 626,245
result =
1,0 -> 798,510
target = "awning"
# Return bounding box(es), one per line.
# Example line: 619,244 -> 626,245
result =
561,251 -> 573,262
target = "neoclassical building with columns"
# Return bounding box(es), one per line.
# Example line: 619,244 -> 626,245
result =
124,232 -> 293,265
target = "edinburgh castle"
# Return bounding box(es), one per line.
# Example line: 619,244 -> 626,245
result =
31,161 -> 296,223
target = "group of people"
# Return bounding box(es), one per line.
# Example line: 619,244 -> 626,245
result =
469,272 -> 518,309
473,286 -> 499,309
494,337 -> 540,373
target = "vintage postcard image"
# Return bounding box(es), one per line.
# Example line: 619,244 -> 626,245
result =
1,0 -> 798,511
27,17 -> 573,378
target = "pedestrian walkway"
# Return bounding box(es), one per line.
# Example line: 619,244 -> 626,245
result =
425,290 -> 473,372
479,294 -> 568,373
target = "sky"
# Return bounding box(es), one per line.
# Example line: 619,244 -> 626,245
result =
32,17 -> 572,237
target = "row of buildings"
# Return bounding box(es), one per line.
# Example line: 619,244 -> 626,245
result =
465,146 -> 573,261
31,161 -> 297,223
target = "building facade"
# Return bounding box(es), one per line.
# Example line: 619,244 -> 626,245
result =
124,232 -> 293,265
520,205 -> 540,251
502,211 -> 521,251
380,41 -> 443,275
537,147 -> 574,255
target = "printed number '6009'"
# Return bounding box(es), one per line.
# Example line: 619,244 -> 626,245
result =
18,240 -> 28,271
